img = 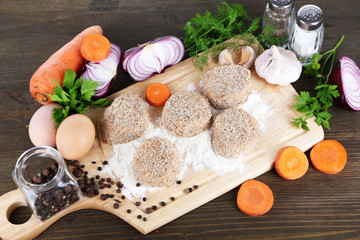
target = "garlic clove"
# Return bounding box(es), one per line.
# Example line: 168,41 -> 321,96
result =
218,49 -> 234,65
255,45 -> 302,86
238,46 -> 256,68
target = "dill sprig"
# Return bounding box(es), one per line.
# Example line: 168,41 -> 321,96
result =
183,1 -> 279,70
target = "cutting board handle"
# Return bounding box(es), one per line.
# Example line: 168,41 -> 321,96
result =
0,188 -> 92,240
0,188 -> 43,240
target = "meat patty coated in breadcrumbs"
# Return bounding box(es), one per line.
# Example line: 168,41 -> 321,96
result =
133,137 -> 181,187
101,94 -> 149,144
161,90 -> 212,137
212,108 -> 260,159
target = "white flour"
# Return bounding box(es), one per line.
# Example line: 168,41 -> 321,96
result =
103,90 -> 275,201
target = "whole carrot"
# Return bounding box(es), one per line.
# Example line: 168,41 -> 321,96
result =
29,25 -> 103,104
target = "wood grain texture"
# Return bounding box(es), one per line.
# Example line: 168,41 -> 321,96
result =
0,0 -> 360,239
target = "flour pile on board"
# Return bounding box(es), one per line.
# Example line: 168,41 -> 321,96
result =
103,90 -> 275,200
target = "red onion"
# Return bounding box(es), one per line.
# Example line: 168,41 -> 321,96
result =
329,56 -> 360,111
81,43 -> 121,97
122,36 -> 185,81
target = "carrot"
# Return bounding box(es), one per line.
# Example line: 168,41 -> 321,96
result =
80,34 -> 111,62
310,140 -> 347,174
29,25 -> 103,104
237,179 -> 274,216
146,83 -> 171,107
275,146 -> 309,180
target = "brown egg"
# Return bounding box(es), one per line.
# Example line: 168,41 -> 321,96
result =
56,114 -> 95,160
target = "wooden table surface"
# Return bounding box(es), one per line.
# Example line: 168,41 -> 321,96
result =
1,0 -> 360,239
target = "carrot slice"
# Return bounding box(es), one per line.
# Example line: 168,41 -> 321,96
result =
29,25 -> 103,104
81,34 -> 111,62
237,179 -> 274,216
275,146 -> 309,180
146,83 -> 171,107
310,140 -> 347,174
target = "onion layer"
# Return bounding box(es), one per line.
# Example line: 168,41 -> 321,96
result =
122,36 -> 185,81
81,43 -> 121,97
329,56 -> 360,111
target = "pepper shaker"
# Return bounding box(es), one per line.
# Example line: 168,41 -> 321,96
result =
290,4 -> 324,65
262,0 -> 296,49
12,146 -> 81,221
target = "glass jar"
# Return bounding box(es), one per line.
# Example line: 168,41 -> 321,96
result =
262,0 -> 296,49
12,146 -> 80,221
290,4 -> 324,65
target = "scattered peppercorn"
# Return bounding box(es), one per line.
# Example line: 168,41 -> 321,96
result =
170,197 -> 175,201
92,161 -> 96,164
127,209 -> 131,213
102,161 -> 108,165
152,205 -> 157,211
136,183 -> 141,187
95,175 -> 100,179
176,180 -> 182,184
106,178 -> 111,183
73,160 -> 79,167
117,189 -> 121,193
137,215 -> 142,219
135,201 -> 141,206
98,167 -> 102,171
160,202 -> 166,207
110,194 -> 114,198
100,194 -> 106,201
145,208 -> 152,214
142,197 -> 147,202
80,165 -> 85,168
193,185 -> 198,189
113,203 -> 119,209
143,217 -> 147,222
121,195 -> 125,200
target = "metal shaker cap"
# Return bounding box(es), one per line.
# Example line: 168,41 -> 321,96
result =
297,5 -> 323,31
269,0 -> 294,15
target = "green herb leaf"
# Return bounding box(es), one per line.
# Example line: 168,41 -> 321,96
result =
62,69 -> 77,90
48,68 -> 111,126
293,36 -> 345,131
81,79 -> 99,102
183,1 -> 280,70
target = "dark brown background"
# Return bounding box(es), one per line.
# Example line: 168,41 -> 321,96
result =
1,0 -> 360,239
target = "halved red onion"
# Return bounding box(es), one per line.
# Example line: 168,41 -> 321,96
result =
81,43 -> 121,97
329,56 -> 360,111
122,36 -> 185,81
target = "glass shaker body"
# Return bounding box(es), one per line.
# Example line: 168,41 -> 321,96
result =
12,146 -> 81,221
290,4 -> 324,65
262,0 -> 296,49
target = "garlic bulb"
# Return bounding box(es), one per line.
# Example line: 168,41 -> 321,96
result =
255,45 -> 302,86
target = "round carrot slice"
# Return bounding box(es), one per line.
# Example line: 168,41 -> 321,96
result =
275,146 -> 309,180
310,140 -> 347,174
237,179 -> 274,216
146,83 -> 171,107
81,34 -> 111,62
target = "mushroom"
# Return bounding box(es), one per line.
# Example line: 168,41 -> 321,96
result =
255,45 -> 302,86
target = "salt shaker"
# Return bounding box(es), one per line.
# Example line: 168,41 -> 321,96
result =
262,0 -> 296,49
290,4 -> 324,65
12,146 -> 81,221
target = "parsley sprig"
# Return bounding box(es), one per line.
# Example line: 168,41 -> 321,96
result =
48,69 -> 111,126
293,36 -> 345,131
183,2 -> 280,70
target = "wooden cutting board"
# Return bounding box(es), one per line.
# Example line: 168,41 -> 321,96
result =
0,44 -> 324,240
